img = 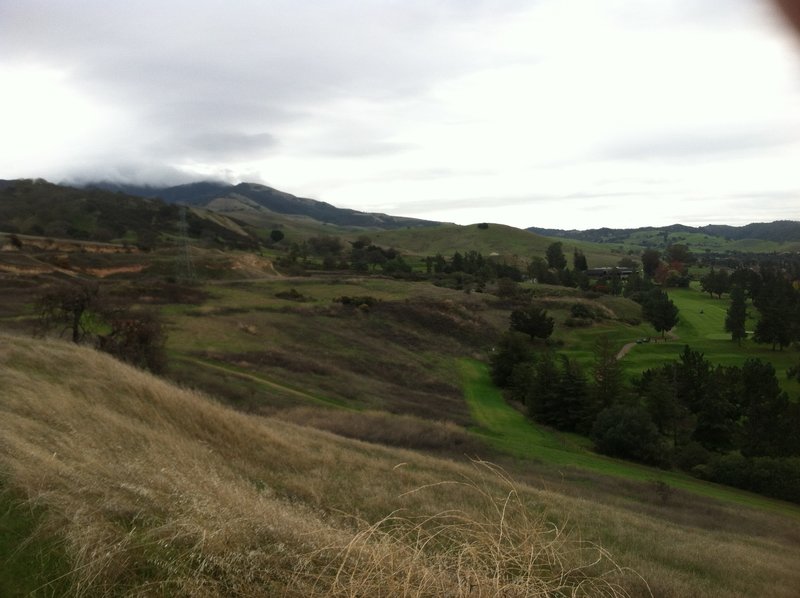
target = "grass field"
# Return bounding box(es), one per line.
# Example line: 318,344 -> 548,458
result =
612,284 -> 800,395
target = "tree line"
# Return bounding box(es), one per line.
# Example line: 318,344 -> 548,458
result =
491,336 -> 800,502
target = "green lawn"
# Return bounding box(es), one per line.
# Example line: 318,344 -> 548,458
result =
458,357 -> 800,517
615,285 -> 800,394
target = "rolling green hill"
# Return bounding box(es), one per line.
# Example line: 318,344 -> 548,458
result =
369,223 -> 627,267
529,221 -> 800,254
0,179 -> 259,249
90,180 -> 439,230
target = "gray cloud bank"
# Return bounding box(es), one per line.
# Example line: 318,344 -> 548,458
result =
0,0 -> 798,228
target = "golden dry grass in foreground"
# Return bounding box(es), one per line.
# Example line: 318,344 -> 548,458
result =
0,333 -> 637,596
1,332 -> 799,596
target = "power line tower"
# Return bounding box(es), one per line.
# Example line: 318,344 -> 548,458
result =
175,206 -> 197,284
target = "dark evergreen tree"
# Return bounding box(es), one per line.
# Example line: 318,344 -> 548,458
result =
725,285 -> 747,345
740,359 -> 793,457
639,367 -> 691,449
509,306 -> 554,341
545,242 -> 567,270
641,249 -> 661,278
489,331 -> 534,387
527,351 -> 561,423
642,288 -> 679,339
590,336 -> 625,412
752,272 -> 798,351
573,249 -> 588,271
692,365 -> 739,452
591,404 -> 666,466
555,355 -> 590,432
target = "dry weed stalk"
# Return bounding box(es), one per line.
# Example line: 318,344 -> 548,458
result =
294,460 -> 645,597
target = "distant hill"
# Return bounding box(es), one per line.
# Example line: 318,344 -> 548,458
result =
0,179 -> 258,249
528,221 -> 800,247
89,181 -> 440,230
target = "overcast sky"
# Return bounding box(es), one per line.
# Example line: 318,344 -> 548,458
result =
1,0 -> 799,229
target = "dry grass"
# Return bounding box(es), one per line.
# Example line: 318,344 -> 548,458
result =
0,333 -> 638,596
273,407 -> 485,455
293,462 -> 639,597
2,333 -> 799,597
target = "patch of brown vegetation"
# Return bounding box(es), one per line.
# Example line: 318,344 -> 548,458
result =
275,407 -> 485,455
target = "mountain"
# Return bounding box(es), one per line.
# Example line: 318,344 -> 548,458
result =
89,181 -> 440,230
0,179 -> 258,249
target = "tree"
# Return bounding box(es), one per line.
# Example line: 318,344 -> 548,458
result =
545,242 -> 567,270
740,359 -> 795,457
641,249 -> 661,278
555,355 -> 589,432
269,229 -> 285,243
37,282 -> 100,343
700,268 -> 730,298
509,306 -> 554,341
37,283 -> 169,373
527,257 -> 556,284
590,335 -> 625,412
527,351 -> 561,423
665,243 -> 693,265
591,404 -> 666,466
97,309 -> 168,374
640,367 -> 691,449
725,285 -> 747,345
752,273 -> 798,351
642,288 -> 679,339
623,270 -> 653,303
489,331 -> 534,387
573,249 -> 588,271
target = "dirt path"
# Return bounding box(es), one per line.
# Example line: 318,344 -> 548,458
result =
616,342 -> 637,360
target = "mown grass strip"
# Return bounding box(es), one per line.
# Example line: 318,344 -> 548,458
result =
458,357 -> 800,518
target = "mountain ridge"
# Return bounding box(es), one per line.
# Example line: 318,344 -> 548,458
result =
528,220 -> 800,244
87,180 -> 440,230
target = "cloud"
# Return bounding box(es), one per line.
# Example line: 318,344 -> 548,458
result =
0,0 -> 798,227
600,127 -> 797,162
158,131 -> 279,162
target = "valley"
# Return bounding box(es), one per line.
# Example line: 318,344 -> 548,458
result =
1,179 -> 800,596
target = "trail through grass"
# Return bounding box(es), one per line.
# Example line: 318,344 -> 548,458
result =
458,357 -> 800,518
180,356 -> 351,409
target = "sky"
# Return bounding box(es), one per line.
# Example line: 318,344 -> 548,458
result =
1,0 -> 799,230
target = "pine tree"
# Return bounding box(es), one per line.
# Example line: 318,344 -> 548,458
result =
725,285 -> 747,345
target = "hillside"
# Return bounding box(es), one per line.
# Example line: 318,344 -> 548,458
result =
0,179 -> 259,250
528,221 -> 800,253
4,333 -> 800,596
89,180 -> 440,230
369,222 -> 626,267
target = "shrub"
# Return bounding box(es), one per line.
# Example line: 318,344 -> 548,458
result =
569,303 -> 594,319
334,295 -> 379,307
591,404 -> 667,466
97,310 -> 168,374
